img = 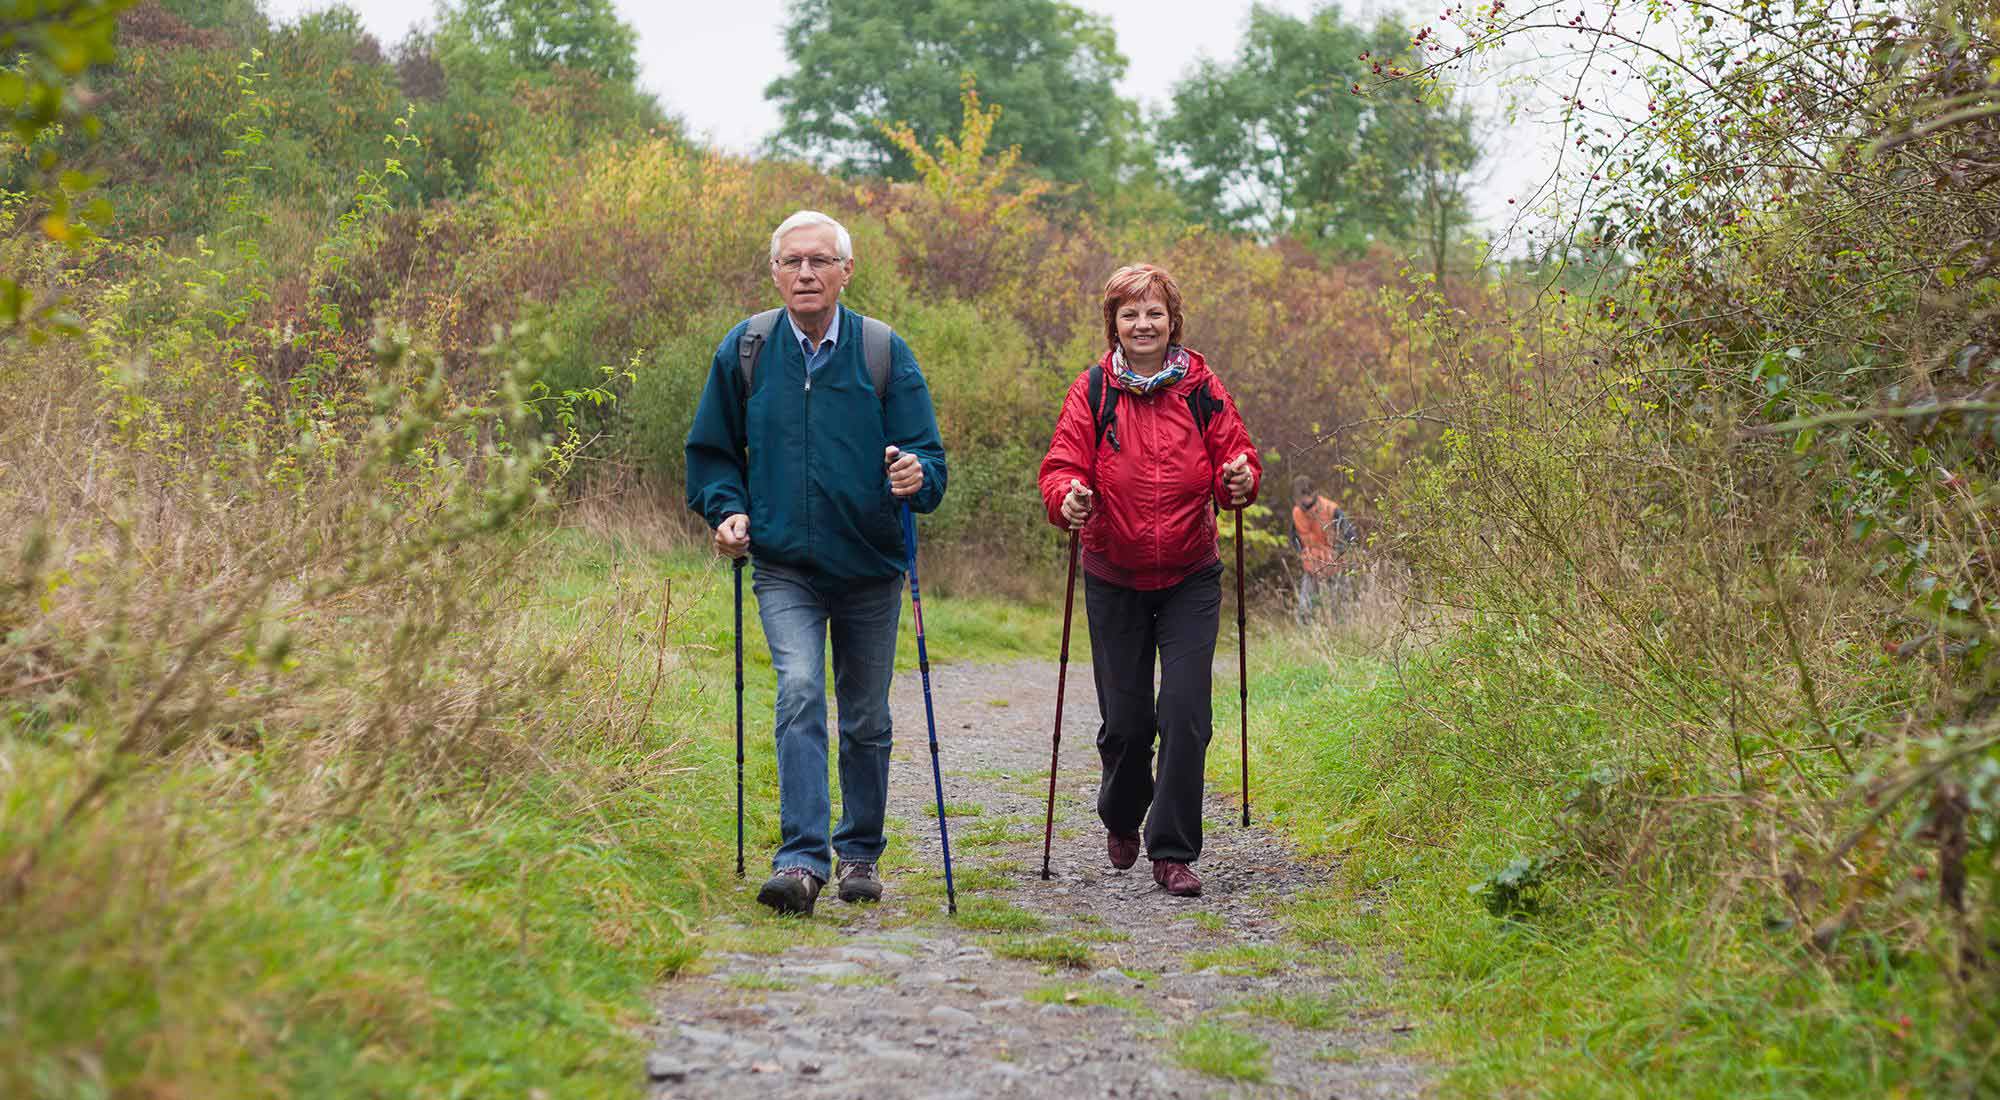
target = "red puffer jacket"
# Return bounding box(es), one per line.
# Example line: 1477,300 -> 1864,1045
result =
1038,348 -> 1262,590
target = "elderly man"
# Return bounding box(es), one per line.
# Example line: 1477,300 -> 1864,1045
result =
685,210 -> 948,916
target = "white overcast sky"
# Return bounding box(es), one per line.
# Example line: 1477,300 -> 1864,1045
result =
260,0 -> 1567,237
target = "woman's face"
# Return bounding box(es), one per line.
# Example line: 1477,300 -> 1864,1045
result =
1114,293 -> 1172,361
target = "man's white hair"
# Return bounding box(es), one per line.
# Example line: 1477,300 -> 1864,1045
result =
769,210 -> 853,262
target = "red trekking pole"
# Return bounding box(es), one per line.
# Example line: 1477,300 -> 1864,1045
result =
1236,507 -> 1250,827
1040,530 -> 1081,880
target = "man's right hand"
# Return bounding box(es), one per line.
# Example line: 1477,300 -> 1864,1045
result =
1060,480 -> 1094,530
714,513 -> 750,559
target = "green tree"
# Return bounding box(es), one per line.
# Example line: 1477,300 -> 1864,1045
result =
766,0 -> 1137,192
1158,3 -> 1478,259
413,0 -> 659,196
1370,94 -> 1480,287
151,0 -> 265,37
435,0 -> 638,84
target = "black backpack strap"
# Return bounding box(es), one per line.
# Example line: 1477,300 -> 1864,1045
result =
1184,382 -> 1224,435
737,308 -> 785,404
860,315 -> 892,399
1086,364 -> 1120,451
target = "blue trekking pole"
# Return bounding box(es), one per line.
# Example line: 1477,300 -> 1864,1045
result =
900,504 -> 958,915
733,556 -> 746,878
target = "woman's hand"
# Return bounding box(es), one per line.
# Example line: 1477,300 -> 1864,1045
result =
1061,479 -> 1094,530
1222,453 -> 1255,507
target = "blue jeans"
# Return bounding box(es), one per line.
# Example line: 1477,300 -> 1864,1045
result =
752,560 -> 903,881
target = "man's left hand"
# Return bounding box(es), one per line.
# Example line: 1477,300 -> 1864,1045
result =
886,446 -> 923,498
1222,452 -> 1255,507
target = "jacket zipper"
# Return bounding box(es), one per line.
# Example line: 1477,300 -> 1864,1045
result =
803,356 -> 812,558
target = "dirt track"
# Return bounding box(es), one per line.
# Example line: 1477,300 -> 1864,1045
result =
643,659 -> 1425,1099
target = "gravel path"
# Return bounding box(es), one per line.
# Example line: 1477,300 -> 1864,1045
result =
643,659 -> 1425,1098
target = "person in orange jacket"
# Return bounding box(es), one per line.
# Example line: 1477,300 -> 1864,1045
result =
1290,475 -> 1358,621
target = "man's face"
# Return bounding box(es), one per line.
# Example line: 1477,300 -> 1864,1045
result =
770,224 -> 851,317
1297,491 -> 1315,510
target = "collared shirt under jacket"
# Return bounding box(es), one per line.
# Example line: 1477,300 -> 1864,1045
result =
685,305 -> 948,583
1038,346 -> 1262,591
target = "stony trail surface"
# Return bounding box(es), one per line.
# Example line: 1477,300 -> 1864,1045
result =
644,659 -> 1425,1099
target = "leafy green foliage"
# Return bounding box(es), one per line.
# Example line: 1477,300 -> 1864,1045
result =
436,0 -> 639,83
1157,5 -> 1477,256
1467,853 -> 1558,919
0,0 -> 132,333
1233,5 -> 1998,1081
767,0 -> 1137,192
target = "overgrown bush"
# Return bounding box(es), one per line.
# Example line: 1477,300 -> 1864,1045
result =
1301,0 -> 2000,1089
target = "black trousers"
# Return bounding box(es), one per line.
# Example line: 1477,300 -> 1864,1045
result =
1084,560 -> 1222,864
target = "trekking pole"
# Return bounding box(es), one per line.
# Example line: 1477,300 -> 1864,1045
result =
734,556 -> 746,878
1040,530 -> 1081,880
900,504 -> 958,915
1235,507 -> 1251,827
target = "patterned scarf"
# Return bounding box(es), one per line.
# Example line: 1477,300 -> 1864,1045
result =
1111,344 -> 1190,395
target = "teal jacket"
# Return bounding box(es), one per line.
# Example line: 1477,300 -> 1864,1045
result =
685,306 -> 948,583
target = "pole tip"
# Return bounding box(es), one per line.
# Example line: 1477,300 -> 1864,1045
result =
1241,811 -> 1251,827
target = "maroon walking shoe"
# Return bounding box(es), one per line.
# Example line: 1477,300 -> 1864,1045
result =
1107,831 -> 1141,870
1152,859 -> 1202,897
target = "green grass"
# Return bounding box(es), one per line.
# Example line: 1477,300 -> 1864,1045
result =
704,918 -> 845,955
1025,982 -> 1142,1011
956,818 -> 1033,848
1172,1020 -> 1270,1082
0,535 -> 1092,1100
1185,944 -> 1293,977
1190,911 -> 1227,932
947,865 -> 1014,893
726,973 -> 798,992
908,591 -> 1088,666
1237,991 -> 1345,1030
954,898 -> 1045,932
924,800 -> 984,818
988,934 -> 1096,969
1244,622 -> 1988,1099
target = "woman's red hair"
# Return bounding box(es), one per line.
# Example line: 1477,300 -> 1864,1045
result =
1100,263 -> 1184,354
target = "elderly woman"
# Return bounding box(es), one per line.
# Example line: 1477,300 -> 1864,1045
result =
1037,263 -> 1262,898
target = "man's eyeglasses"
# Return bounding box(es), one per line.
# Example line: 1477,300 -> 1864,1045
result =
773,254 -> 844,273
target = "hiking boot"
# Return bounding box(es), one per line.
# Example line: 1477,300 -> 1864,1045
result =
1106,831 -> 1141,870
756,867 -> 824,916
835,859 -> 883,904
1152,859 -> 1202,897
